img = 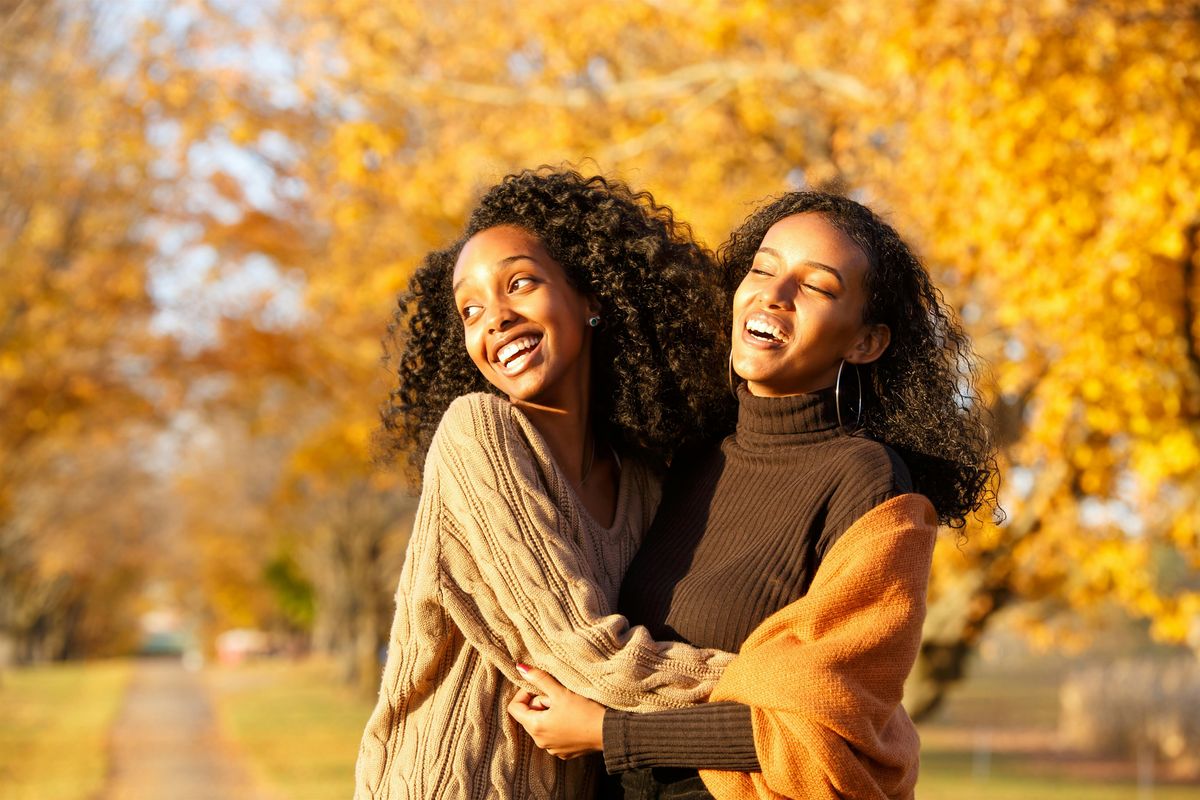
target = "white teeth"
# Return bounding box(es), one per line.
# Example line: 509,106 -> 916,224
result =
497,336 -> 539,365
746,317 -> 787,342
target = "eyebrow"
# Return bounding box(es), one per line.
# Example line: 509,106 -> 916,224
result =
755,247 -> 845,288
452,254 -> 538,294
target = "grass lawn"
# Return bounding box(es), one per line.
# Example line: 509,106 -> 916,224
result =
918,749 -> 1199,800
0,659 -> 132,800
206,658 -> 375,800
915,652 -> 1200,799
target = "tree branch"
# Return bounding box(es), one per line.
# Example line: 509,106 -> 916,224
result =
394,60 -> 878,108
1183,222 -> 1200,385
0,0 -> 35,40
600,75 -> 734,161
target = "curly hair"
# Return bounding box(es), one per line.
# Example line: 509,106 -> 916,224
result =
378,168 -> 735,479
719,192 -> 999,528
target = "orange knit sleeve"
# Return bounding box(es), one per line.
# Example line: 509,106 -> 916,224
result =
700,494 -> 937,800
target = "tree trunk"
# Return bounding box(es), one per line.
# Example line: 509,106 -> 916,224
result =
905,460 -> 1066,721
905,575 -> 1015,720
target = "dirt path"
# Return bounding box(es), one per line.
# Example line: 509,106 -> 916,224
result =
98,659 -> 274,800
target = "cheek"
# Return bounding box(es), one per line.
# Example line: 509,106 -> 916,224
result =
732,280 -> 755,307
826,310 -> 866,345
730,286 -> 752,325
545,294 -> 587,339
461,326 -> 487,364
553,317 -> 586,356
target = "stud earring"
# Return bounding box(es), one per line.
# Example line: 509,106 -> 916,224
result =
587,315 -> 601,328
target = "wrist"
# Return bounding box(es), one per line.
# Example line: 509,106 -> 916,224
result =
588,702 -> 606,751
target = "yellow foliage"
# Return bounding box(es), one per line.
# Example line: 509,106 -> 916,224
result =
288,0 -> 1200,647
4,0 -> 1200,659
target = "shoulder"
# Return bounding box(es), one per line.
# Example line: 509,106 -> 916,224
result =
818,437 -> 913,557
427,392 -> 537,478
818,493 -> 939,584
659,437 -> 724,499
432,392 -> 525,449
438,391 -> 512,433
828,436 -> 912,498
619,452 -> 665,530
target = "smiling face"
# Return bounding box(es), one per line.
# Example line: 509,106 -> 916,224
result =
452,225 -> 597,408
731,213 -> 890,397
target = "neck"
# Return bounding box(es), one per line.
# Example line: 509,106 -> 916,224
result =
512,336 -> 599,482
509,363 -> 594,484
515,401 -> 593,483
734,382 -> 843,448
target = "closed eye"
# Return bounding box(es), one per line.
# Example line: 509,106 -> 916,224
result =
804,284 -> 835,298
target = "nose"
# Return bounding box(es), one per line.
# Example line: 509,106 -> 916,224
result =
757,274 -> 796,310
485,296 -> 518,334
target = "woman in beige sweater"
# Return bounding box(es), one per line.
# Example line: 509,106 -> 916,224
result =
354,168 -> 736,799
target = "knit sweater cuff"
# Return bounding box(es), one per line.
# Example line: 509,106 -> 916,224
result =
602,703 -> 761,773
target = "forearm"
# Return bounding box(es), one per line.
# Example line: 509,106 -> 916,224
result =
601,702 -> 761,773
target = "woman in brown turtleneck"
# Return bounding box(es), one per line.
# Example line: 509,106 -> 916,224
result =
508,192 -> 998,799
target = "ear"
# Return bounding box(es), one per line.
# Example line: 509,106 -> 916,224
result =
585,294 -> 602,318
845,323 -> 890,365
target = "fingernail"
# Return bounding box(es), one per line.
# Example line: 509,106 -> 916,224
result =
515,662 -> 530,674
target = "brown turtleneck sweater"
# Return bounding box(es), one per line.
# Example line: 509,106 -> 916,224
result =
602,385 -> 911,779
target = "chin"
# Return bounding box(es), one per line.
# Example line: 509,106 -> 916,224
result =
732,357 -> 774,384
505,379 -> 554,405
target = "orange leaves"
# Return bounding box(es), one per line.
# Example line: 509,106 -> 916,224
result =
286,418 -> 378,495
821,1 -> 1200,648
1134,430 -> 1200,486
266,0 -> 1200,652
4,0 -> 1199,662
331,121 -> 401,184
1133,590 -> 1200,643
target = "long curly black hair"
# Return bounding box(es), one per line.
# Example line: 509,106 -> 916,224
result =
720,191 -> 999,528
378,168 -> 734,479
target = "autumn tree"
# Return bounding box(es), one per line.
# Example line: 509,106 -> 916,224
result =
293,0 -> 1200,712
0,0 -> 168,665
6,0 -> 1198,716
109,0 -> 417,679
831,0 -> 1200,714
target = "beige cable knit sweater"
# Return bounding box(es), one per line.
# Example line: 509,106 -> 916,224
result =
354,393 -> 732,800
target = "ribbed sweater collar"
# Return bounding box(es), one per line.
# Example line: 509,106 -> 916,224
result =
733,382 -> 843,450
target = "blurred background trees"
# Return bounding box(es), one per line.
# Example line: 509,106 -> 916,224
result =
1,0 -> 167,664
2,0 -> 1198,714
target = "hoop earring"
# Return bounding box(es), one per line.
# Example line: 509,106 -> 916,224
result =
728,352 -> 739,398
587,315 -> 601,328
835,359 -> 864,429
